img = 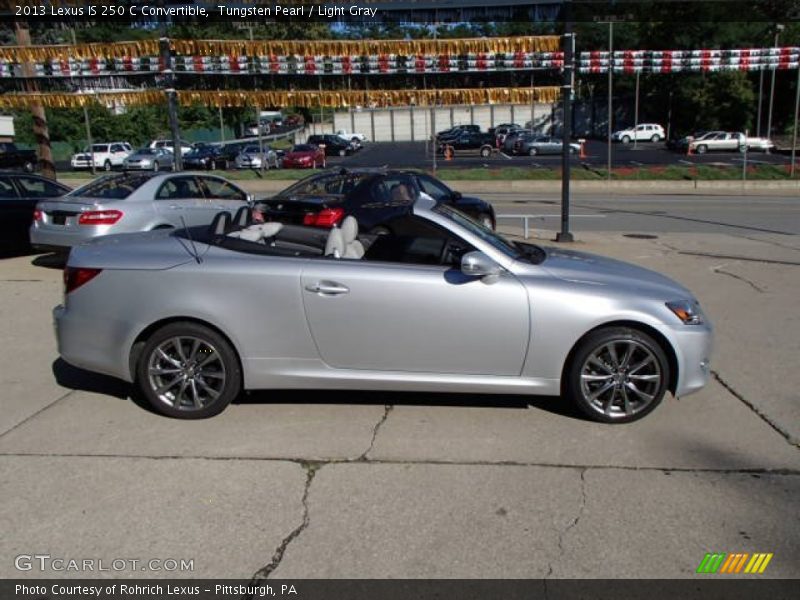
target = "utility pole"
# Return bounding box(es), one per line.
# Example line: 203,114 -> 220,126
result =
766,24 -> 784,145
633,70 -> 640,150
756,69 -> 764,138
791,66 -> 799,178
607,21 -> 613,182
14,20 -> 55,179
159,37 -> 182,171
557,7 -> 575,243
70,29 -> 95,175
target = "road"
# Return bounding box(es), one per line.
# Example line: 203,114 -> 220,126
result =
482,193 -> 800,237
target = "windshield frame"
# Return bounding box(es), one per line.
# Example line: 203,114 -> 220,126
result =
431,203 -> 526,261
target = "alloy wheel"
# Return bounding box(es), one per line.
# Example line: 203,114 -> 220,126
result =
146,336 -> 227,412
579,339 -> 662,420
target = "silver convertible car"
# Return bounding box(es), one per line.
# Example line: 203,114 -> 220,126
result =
54,195 -> 713,422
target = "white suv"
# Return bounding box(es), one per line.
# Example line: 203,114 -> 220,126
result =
612,124 -> 665,143
70,142 -> 132,171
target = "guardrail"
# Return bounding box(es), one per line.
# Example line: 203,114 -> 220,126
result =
495,214 -> 546,239
215,125 -> 303,148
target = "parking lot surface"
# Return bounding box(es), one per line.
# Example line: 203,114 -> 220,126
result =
1,193 -> 798,579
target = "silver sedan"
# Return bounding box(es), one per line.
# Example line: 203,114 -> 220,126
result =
54,195 -> 712,422
234,145 -> 281,170
30,172 -> 250,250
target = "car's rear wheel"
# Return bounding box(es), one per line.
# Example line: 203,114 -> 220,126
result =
696,144 -> 708,154
564,327 -> 669,424
650,134 -> 661,143
621,135 -> 631,144
153,161 -> 160,172
480,146 -> 492,158
528,147 -> 538,156
136,322 -> 242,419
103,160 -> 112,171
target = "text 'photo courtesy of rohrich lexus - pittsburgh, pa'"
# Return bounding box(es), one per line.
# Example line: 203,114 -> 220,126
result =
54,176 -> 712,422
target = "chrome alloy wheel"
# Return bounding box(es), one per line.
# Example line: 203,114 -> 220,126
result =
146,336 -> 226,411
579,340 -> 662,419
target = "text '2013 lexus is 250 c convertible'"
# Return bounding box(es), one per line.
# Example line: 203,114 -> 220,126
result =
53,194 -> 713,422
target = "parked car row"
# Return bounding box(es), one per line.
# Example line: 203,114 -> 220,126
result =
666,130 -> 775,153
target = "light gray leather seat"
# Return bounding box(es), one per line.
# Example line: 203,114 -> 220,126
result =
341,216 -> 364,259
324,227 -> 345,258
228,222 -> 283,243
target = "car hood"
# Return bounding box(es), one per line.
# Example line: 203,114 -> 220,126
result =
541,247 -> 691,298
125,154 -> 155,161
285,152 -> 314,159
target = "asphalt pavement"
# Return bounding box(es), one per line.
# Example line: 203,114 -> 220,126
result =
0,192 -> 798,579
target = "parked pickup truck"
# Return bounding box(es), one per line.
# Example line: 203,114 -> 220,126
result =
437,131 -> 497,157
0,142 -> 37,172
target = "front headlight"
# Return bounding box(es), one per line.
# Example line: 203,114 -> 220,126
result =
666,300 -> 705,325
140,159 -> 151,166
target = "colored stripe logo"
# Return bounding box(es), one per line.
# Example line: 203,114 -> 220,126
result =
696,552 -> 773,574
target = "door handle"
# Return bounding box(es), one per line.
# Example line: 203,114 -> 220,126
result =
168,204 -> 181,210
305,281 -> 349,296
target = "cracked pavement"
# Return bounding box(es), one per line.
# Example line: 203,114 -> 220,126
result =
1,214 -> 798,579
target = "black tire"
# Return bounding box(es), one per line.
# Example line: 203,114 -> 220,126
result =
650,134 -> 661,143
621,135 -> 631,144
210,160 -> 217,171
152,161 -> 160,172
563,327 -> 670,424
135,321 -> 242,419
528,147 -> 538,156
696,144 -> 708,154
480,146 -> 492,158
23,160 -> 35,173
339,149 -> 346,157
103,160 -> 112,172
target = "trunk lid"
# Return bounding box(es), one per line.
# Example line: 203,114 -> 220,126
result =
259,195 -> 341,225
68,229 -> 199,270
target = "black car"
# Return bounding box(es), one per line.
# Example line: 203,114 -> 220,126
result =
306,135 -> 354,157
254,169 -> 496,232
436,125 -> 481,142
0,172 -> 71,249
183,145 -> 229,170
438,131 -> 497,157
0,142 -> 38,173
218,142 -> 250,164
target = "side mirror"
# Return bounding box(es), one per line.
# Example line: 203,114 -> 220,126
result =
461,251 -> 502,283
246,194 -> 255,206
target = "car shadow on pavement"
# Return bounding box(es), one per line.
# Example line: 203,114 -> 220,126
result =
240,390 -> 584,421
32,252 -> 68,269
52,358 -> 131,401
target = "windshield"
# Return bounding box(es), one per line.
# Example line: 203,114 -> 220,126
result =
243,146 -> 262,154
135,148 -> 156,155
69,173 -> 151,200
432,204 -> 524,260
291,145 -> 314,152
83,145 -> 108,153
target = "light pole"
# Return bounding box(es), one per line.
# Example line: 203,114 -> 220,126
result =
607,21 -> 613,181
766,24 -> 784,145
557,10 -> 575,243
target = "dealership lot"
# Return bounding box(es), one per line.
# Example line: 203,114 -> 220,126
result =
0,192 -> 798,579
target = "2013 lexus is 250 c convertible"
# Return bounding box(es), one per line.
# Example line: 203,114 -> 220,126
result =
53,193 -> 713,422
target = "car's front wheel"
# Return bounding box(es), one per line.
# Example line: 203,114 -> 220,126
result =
695,144 -> 708,154
563,327 -> 670,424
621,135 -> 631,144
480,146 -> 492,157
136,321 -> 242,419
152,161 -> 160,172
103,160 -> 112,171
528,147 -> 538,156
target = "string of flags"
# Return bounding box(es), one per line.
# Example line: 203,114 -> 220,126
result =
578,48 -> 800,73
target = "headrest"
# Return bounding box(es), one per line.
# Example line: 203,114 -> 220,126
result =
227,228 -> 263,242
209,211 -> 232,236
233,206 -> 251,228
324,227 -> 345,258
255,222 -> 283,238
341,216 -> 358,244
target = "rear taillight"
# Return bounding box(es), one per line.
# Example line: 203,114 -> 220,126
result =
64,267 -> 102,294
303,207 -> 345,228
33,209 -> 43,222
78,210 -> 123,225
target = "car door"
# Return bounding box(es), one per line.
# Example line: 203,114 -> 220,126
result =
0,176 -> 27,244
12,176 -> 69,236
154,175 -> 208,227
300,215 -> 530,375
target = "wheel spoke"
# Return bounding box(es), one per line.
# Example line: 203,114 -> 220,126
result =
149,367 -> 182,376
201,369 -> 224,379
619,343 -> 634,369
172,338 -> 188,363
620,385 -> 633,415
174,380 -> 189,406
589,380 -> 615,401
628,374 -> 660,381
198,350 -> 221,368
625,381 -> 654,401
628,356 -> 654,375
581,373 -> 614,382
157,348 -> 181,368
155,375 -> 182,395
605,343 -> 620,368
196,378 -> 220,399
189,379 -> 200,408
587,356 -> 613,374
602,387 -> 617,414
188,338 -> 201,362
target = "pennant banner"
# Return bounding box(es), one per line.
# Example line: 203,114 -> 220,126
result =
0,87 -> 561,110
579,47 -> 800,73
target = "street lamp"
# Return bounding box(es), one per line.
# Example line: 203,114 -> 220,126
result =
766,23 -> 785,144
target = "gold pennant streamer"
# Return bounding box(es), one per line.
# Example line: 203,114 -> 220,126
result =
0,36 -> 560,63
172,36 -> 561,57
0,87 -> 560,110
0,40 -> 162,62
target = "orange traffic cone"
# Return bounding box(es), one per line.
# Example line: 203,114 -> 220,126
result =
686,143 -> 693,156
445,145 -> 454,161
579,140 -> 587,159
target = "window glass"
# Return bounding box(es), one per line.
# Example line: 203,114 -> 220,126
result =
87,144 -> 108,153
433,203 -> 522,261
363,215 -> 473,266
0,177 -> 17,199
198,177 -> 246,202
371,175 -> 418,205
417,175 -> 451,201
110,144 -> 124,153
280,174 -> 370,197
156,176 -> 203,200
71,173 -> 151,200
16,176 -> 68,198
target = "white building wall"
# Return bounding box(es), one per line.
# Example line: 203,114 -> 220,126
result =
334,103 -> 556,142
